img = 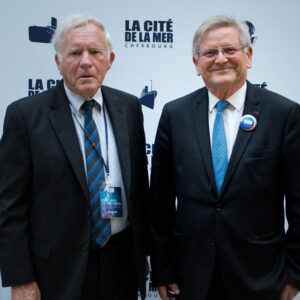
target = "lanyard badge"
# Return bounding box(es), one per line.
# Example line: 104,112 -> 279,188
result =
99,174 -> 123,219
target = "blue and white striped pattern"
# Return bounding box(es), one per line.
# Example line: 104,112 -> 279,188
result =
82,100 -> 111,247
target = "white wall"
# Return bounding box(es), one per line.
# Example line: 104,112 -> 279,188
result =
1,0 -> 300,299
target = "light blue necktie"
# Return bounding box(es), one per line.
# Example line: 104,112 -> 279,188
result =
82,100 -> 111,247
212,100 -> 229,194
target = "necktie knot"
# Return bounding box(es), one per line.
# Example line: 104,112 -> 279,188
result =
82,100 -> 96,112
216,100 -> 229,112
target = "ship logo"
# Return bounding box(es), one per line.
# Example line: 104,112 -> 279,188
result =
245,20 -> 257,45
29,17 -> 57,43
139,81 -> 158,109
244,20 -> 266,89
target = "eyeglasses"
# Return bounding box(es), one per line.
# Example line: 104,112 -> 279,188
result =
196,45 -> 248,60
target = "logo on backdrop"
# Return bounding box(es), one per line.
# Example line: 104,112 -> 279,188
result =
255,82 -> 267,89
28,79 -> 60,96
147,271 -> 159,298
28,18 -> 60,96
139,81 -> 158,109
28,17 -> 57,43
138,271 -> 159,299
245,20 -> 267,89
146,143 -> 154,167
245,20 -> 257,45
125,19 -> 173,49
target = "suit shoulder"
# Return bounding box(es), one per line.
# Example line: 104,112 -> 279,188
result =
102,85 -> 139,103
249,83 -> 298,110
164,87 -> 206,112
7,85 -> 57,112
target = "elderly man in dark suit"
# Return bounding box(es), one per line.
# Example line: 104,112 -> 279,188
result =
150,15 -> 300,300
0,14 -> 149,300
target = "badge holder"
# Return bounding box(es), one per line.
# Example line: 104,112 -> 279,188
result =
99,173 -> 123,219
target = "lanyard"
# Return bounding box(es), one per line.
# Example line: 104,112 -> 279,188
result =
102,106 -> 110,174
72,103 -> 110,175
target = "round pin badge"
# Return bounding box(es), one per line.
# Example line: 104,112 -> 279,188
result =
240,114 -> 257,131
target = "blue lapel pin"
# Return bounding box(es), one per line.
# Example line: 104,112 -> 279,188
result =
240,114 -> 257,131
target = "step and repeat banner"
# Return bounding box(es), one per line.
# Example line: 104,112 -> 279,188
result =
1,0 -> 300,299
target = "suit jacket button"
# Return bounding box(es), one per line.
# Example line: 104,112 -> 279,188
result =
87,210 -> 91,217
83,241 -> 89,250
210,239 -> 215,247
215,203 -> 222,212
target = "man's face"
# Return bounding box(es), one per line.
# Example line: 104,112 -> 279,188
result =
55,23 -> 115,99
193,26 -> 252,96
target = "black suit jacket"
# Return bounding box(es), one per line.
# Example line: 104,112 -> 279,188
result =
150,82 -> 300,300
0,81 -> 149,299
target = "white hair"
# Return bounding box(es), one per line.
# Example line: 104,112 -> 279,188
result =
192,15 -> 251,59
52,14 -> 113,58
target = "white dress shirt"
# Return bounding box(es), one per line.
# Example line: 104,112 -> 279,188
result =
208,82 -> 247,159
64,83 -> 129,235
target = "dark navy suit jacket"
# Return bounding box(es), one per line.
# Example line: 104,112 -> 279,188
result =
150,81 -> 300,300
0,81 -> 149,299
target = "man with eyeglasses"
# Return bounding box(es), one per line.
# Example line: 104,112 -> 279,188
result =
150,15 -> 300,300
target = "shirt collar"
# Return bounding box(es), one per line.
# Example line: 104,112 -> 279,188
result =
63,82 -> 103,115
208,82 -> 247,113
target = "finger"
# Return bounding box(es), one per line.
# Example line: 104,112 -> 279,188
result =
279,286 -> 288,300
287,285 -> 298,300
158,286 -> 169,300
169,283 -> 180,295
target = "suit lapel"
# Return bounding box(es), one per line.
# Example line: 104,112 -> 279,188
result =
101,86 -> 131,196
48,82 -> 88,199
220,81 -> 261,196
193,88 -> 217,191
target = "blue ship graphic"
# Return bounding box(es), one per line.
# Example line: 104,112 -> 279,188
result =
29,17 -> 57,43
245,20 -> 257,45
139,81 -> 158,109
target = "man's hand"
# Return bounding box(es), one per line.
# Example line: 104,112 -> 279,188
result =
11,281 -> 41,300
158,283 -> 180,300
279,283 -> 299,300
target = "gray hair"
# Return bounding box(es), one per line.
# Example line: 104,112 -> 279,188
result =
192,15 -> 251,59
52,14 -> 113,58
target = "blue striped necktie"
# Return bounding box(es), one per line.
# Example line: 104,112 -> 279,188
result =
212,100 -> 229,194
82,100 -> 111,247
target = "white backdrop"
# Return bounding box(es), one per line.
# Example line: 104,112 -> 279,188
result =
1,0 -> 300,299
